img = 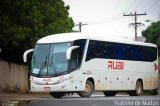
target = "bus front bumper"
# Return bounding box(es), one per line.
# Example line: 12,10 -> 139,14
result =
30,81 -> 71,92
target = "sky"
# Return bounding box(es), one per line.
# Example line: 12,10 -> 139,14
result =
63,0 -> 160,39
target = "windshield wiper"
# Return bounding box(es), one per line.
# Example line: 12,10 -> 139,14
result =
38,56 -> 48,76
49,54 -> 58,74
44,56 -> 48,66
50,55 -> 53,67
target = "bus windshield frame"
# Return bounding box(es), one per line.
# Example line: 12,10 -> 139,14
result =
31,42 -> 71,77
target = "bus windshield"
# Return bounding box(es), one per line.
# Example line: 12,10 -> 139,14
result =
31,43 -> 71,77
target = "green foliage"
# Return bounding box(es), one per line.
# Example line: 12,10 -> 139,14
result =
0,0 -> 74,63
142,21 -> 160,56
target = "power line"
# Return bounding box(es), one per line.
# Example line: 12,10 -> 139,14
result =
74,0 -> 156,31
87,14 -> 123,25
73,15 -> 123,32
132,0 -> 145,11
123,12 -> 147,41
77,0 -> 145,26
74,15 -> 124,32
146,0 -> 159,12
124,0 -> 137,13
87,0 -> 147,26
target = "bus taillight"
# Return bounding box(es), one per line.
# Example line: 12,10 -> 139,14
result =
154,63 -> 158,71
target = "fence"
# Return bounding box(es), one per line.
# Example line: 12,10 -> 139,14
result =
0,60 -> 28,93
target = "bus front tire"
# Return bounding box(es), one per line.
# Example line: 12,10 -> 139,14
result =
103,91 -> 116,96
50,92 -> 65,98
78,80 -> 94,97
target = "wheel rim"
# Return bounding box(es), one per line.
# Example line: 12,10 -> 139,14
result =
85,84 -> 91,93
136,82 -> 142,95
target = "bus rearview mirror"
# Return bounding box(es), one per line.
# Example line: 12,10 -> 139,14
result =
23,49 -> 34,62
66,46 -> 79,60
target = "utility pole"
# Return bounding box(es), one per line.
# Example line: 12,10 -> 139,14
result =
123,11 -> 147,41
75,22 -> 88,32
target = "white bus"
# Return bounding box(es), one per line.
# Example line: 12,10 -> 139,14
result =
23,33 -> 158,98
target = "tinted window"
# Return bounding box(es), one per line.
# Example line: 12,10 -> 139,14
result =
70,39 -> 86,71
86,40 -> 157,62
86,40 -> 106,61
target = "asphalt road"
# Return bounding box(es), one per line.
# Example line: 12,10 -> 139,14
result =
1,93 -> 160,106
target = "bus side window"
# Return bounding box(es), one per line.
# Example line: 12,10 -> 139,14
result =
86,40 -> 107,61
123,44 -> 131,60
106,43 -> 114,59
114,43 -> 120,59
71,39 -> 86,70
142,46 -> 147,61
137,46 -> 144,61
147,47 -> 157,62
70,49 -> 78,71
94,41 -> 101,56
94,41 -> 106,58
86,40 -> 95,61
129,45 -> 135,60
117,43 -> 124,60
153,47 -> 157,61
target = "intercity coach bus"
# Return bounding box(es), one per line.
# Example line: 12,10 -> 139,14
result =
23,33 -> 158,98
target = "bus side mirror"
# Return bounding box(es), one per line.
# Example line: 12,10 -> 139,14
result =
23,49 -> 34,62
66,46 -> 79,60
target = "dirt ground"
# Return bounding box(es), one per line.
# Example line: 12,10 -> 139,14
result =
0,92 -> 50,100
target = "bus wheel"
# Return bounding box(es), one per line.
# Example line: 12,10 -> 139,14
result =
103,91 -> 116,96
78,80 -> 94,97
50,92 -> 65,98
134,81 -> 143,96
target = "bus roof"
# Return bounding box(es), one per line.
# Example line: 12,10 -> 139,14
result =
37,32 -> 156,47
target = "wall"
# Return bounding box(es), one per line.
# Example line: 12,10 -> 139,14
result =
0,60 -> 28,93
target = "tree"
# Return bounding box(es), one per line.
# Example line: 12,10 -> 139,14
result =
0,0 -> 74,63
142,21 -> 160,56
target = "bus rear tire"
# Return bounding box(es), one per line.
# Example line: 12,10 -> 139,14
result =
78,80 -> 94,97
103,91 -> 116,96
50,92 -> 65,98
130,81 -> 143,96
